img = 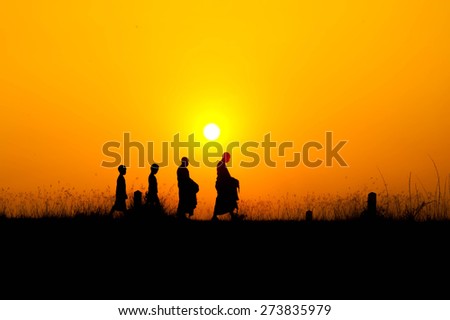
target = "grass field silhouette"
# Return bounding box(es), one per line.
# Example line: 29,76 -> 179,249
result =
1,173 -> 449,300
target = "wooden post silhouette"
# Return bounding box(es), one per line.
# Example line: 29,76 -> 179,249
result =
133,190 -> 142,210
306,210 -> 313,221
367,192 -> 377,218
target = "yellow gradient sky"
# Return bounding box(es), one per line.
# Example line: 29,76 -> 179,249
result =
1,1 -> 449,216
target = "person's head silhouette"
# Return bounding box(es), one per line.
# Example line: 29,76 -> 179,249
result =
118,165 -> 127,175
151,163 -> 159,174
222,152 -> 231,163
181,157 -> 189,167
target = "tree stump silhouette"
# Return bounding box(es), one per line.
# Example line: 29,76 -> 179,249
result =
368,192 -> 377,217
133,190 -> 143,216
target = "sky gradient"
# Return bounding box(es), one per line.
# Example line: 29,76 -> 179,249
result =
1,0 -> 449,217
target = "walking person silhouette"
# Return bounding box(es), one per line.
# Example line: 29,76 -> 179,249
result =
212,152 -> 241,221
176,157 -> 199,220
146,163 -> 162,217
110,165 -> 128,217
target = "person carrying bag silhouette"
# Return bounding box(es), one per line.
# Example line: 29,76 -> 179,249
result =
212,152 -> 241,221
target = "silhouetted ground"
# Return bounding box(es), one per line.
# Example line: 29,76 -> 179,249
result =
1,215 -> 449,299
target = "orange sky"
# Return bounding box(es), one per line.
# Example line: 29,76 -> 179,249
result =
1,0 -> 449,217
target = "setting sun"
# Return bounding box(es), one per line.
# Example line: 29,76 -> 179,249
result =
203,123 -> 220,141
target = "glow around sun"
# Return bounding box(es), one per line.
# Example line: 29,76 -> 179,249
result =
203,123 -> 220,140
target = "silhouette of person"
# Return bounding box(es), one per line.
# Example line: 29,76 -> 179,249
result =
110,165 -> 128,216
176,157 -> 199,219
146,163 -> 161,216
212,152 -> 240,221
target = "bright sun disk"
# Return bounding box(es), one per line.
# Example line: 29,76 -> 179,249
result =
203,123 -> 220,140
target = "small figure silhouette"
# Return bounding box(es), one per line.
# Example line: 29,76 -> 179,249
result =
110,165 -> 128,217
146,163 -> 162,217
176,157 -> 199,220
212,152 -> 241,221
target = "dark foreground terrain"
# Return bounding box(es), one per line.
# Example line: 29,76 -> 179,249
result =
1,215 -> 450,299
